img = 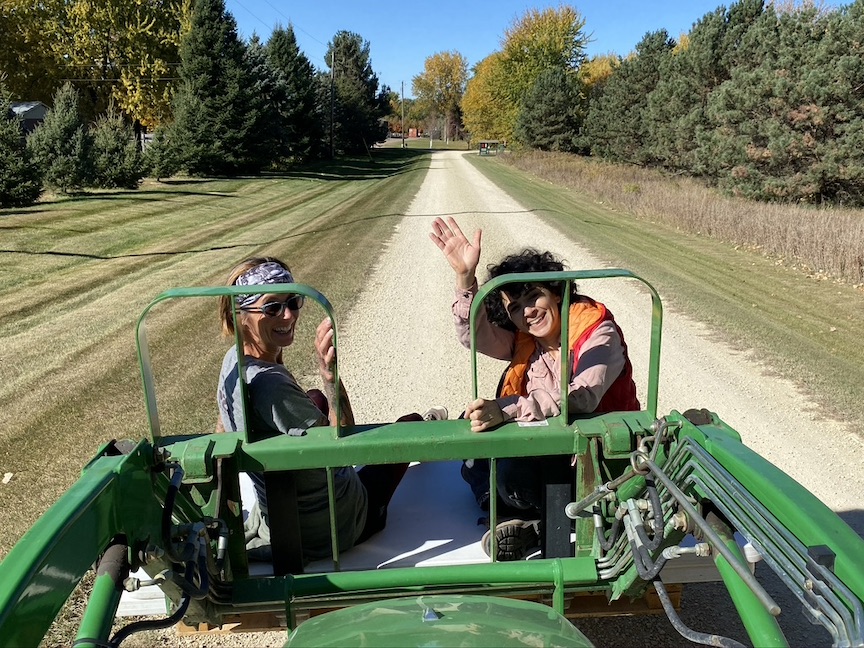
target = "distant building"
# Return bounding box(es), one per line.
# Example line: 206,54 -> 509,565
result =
10,101 -> 48,134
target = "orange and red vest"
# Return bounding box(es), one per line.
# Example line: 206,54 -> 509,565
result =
499,299 -> 640,413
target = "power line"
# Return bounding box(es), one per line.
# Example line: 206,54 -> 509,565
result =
228,0 -> 327,59
227,0 -> 274,33
60,77 -> 179,83
60,62 -> 182,68
256,0 -> 327,49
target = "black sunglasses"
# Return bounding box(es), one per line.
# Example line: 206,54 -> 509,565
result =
241,295 -> 305,317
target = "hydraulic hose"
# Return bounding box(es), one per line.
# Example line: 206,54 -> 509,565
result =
594,505 -> 623,552
107,595 -> 190,648
653,579 -> 747,648
108,558 -> 198,647
623,515 -> 670,581
644,477 -> 665,550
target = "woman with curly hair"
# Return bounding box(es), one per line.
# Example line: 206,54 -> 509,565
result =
429,217 -> 639,560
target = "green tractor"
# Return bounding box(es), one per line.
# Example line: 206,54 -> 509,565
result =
1,270 -> 862,647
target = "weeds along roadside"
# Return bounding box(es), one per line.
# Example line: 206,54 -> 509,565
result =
500,150 -> 864,287
466,150 -> 864,434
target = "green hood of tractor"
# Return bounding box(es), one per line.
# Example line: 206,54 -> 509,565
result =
285,594 -> 594,647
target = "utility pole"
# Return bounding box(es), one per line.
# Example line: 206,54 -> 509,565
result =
401,81 -> 405,149
329,52 -> 335,159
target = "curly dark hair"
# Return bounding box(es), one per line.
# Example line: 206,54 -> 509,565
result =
484,249 -> 579,330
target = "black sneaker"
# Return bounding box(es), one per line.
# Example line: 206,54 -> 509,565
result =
481,519 -> 540,561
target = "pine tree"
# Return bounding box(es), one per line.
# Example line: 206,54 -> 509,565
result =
267,25 -> 321,163
171,0 -> 256,175
91,105 -> 143,188
142,123 -> 182,181
0,84 -> 42,207
26,82 -> 92,192
243,35 -> 280,170
647,1 -> 769,173
583,30 -> 674,165
515,68 -> 584,152
325,31 -> 389,155
701,3 -> 864,203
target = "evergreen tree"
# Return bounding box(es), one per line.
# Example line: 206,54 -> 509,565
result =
325,31 -> 389,155
701,3 -> 864,203
0,84 -> 42,207
267,25 -> 321,163
646,1 -> 769,173
514,68 -> 584,152
26,82 -> 92,192
583,30 -> 674,165
91,105 -> 143,188
142,123 -> 182,181
243,34 -> 280,169
171,0 -> 258,175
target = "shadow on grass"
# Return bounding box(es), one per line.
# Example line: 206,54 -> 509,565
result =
0,206 -> 538,262
0,208 -> 47,218
24,189 -> 240,207
270,149 -> 431,182
0,150 -> 439,259
1,150 -> 432,217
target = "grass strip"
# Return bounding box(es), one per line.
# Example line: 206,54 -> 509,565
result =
465,154 -> 864,430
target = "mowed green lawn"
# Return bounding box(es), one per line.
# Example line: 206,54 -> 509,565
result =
0,150 -> 431,557
2,146 -> 863,562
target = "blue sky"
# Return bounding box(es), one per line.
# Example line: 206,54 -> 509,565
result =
226,1 -> 769,96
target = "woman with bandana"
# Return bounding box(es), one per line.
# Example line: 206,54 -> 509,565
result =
216,257 -> 446,563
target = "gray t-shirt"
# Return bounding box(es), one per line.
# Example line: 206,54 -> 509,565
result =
217,346 -> 367,561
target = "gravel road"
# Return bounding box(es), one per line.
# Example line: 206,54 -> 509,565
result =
152,150 -> 862,647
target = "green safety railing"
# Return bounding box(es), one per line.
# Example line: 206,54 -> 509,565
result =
470,269 -> 663,420
135,284 -> 343,441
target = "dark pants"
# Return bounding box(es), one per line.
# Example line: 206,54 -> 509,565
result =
462,456 -> 570,518
354,411 -> 422,542
311,391 -> 421,544
461,456 -> 548,515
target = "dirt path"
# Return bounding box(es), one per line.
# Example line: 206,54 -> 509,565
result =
155,150 -> 860,647
339,150 -> 862,647
343,150 -> 863,516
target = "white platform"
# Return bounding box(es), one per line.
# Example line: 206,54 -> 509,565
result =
117,460 -> 728,617
118,461 -> 489,616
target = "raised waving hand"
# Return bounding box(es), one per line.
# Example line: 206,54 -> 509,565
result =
429,217 -> 482,289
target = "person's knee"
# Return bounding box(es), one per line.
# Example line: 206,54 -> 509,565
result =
307,389 -> 328,415
395,412 -> 423,422
496,458 -> 542,511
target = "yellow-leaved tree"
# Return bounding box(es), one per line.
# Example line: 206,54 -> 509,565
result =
578,54 -> 620,98
462,52 -> 511,142
412,51 -> 468,141
462,4 -> 588,145
3,0 -> 189,129
0,0 -> 65,103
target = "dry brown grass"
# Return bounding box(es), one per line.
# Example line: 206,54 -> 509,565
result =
501,151 -> 864,286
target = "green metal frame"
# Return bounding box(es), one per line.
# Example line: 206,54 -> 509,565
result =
1,270 -> 862,648
470,269 -> 662,419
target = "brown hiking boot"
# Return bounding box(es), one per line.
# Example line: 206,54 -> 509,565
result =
481,519 -> 540,561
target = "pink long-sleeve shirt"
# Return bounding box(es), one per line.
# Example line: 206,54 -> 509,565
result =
453,283 -> 626,422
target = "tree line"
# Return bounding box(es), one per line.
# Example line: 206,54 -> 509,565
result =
1,0 -> 390,206
454,0 -> 864,205
5,0 -> 864,208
